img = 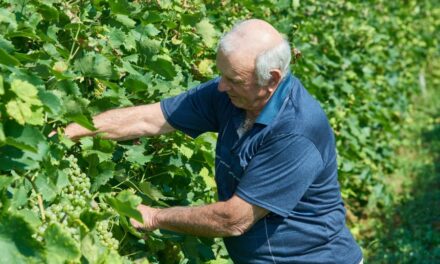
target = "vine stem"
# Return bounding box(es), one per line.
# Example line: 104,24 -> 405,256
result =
25,175 -> 46,222
145,171 -> 169,180
67,25 -> 82,64
37,194 -> 46,222
20,0 -> 28,14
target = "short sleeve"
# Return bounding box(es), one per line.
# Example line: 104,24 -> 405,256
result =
235,134 -> 324,217
160,78 -> 222,138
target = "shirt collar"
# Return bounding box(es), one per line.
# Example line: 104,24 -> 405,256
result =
255,73 -> 293,125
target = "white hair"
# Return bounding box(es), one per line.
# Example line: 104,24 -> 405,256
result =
255,40 -> 291,86
218,21 -> 292,86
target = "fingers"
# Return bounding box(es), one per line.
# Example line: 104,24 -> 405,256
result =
130,204 -> 159,232
130,204 -> 148,231
64,123 -> 78,140
130,217 -> 144,229
48,130 -> 57,137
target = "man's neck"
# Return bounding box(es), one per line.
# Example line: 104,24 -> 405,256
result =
246,111 -> 259,120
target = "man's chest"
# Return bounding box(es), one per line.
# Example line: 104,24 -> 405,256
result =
214,115 -> 268,200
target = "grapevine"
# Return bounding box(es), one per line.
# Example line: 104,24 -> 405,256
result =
0,0 -> 439,263
28,155 -> 118,252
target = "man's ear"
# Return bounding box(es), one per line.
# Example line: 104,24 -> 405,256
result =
267,69 -> 283,91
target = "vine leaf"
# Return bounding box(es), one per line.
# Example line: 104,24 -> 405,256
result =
147,54 -> 177,80
35,173 -> 57,202
10,186 -> 27,209
80,234 -> 125,264
3,122 -> 47,153
196,19 -> 217,48
139,182 -> 167,201
114,14 -> 136,28
108,0 -> 132,15
44,224 -> 81,264
0,175 -> 15,190
74,52 -> 113,79
0,213 -> 44,264
36,3 -> 59,23
124,144 -> 152,165
38,90 -> 62,116
0,75 -> 4,95
105,190 -> 143,222
0,123 -> 49,170
6,80 -> 44,126
196,59 -> 215,77
108,27 -> 126,49
0,123 -> 5,143
0,35 -> 15,52
0,47 -> 20,66
90,160 -> 115,193
80,210 -> 113,230
144,24 -> 160,37
200,167 -> 216,188
140,38 -> 161,57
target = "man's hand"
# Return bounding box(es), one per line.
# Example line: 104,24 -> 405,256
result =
63,123 -> 94,140
130,204 -> 161,231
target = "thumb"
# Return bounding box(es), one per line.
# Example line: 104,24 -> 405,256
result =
130,217 -> 144,229
48,130 -> 57,137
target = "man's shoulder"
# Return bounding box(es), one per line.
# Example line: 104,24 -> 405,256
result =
276,78 -> 331,134
191,77 -> 221,93
270,78 -> 335,161
186,77 -> 231,106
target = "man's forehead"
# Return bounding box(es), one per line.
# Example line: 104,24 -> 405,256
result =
216,51 -> 255,73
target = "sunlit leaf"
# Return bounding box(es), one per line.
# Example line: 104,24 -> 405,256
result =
44,224 -> 80,264
106,191 -> 143,222
196,19 -> 217,48
6,100 -> 43,125
114,14 -> 136,28
124,144 -> 152,165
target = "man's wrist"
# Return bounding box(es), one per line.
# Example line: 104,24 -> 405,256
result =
151,208 -> 161,230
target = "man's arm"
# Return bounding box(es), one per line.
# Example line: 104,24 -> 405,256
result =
130,194 -> 269,237
64,102 -> 174,140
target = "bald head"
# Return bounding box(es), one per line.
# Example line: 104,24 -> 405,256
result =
217,19 -> 291,86
219,19 -> 284,57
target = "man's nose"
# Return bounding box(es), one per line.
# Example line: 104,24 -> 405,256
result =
218,79 -> 231,92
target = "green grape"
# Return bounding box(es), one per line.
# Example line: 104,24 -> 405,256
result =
95,219 -> 119,250
28,154 -> 121,252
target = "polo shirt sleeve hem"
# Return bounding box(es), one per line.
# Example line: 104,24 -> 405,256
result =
235,187 -> 290,218
160,100 -> 199,138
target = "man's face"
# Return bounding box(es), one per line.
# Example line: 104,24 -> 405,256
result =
216,51 -> 270,114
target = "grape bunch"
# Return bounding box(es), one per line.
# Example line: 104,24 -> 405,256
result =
96,219 -> 119,250
30,155 -> 119,250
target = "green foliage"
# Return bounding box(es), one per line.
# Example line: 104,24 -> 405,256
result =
0,213 -> 44,264
0,0 -> 439,263
44,224 -> 81,264
362,57 -> 440,263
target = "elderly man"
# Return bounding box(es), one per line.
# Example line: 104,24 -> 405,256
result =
65,19 -> 363,263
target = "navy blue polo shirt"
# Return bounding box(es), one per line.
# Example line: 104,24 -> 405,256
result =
160,74 -> 363,264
